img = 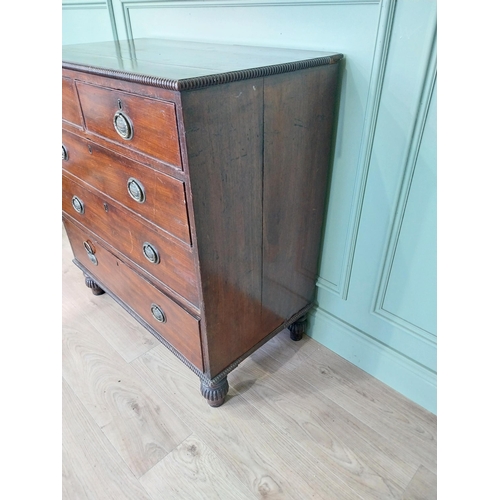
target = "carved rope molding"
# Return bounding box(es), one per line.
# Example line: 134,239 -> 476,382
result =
371,27 -> 437,342
63,55 -> 342,91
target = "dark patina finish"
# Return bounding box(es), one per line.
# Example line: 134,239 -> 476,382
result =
62,38 -> 343,406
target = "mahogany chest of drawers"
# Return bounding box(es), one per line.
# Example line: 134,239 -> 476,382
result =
62,38 -> 343,406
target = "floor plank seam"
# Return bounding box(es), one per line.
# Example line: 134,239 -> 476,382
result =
234,382 -> 366,500
129,352 -> 345,499
286,361 -> 437,473
126,340 -> 162,365
129,345 -> 199,427
233,354 -> 424,497
137,431 -> 196,481
63,321 -> 194,481
63,225 -> 436,500
63,370 -> 159,483
62,377 -> 156,499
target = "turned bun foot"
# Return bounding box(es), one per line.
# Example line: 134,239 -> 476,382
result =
84,275 -> 105,296
200,376 -> 229,407
289,315 -> 307,341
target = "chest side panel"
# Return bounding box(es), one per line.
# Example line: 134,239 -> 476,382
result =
262,64 -> 340,321
182,80 -> 284,377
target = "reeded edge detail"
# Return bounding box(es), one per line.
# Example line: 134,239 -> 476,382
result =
289,315 -> 307,341
73,259 -> 313,385
62,54 -> 343,91
200,377 -> 229,406
84,274 -> 105,295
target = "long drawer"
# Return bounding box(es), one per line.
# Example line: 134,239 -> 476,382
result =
64,216 -> 204,371
62,129 -> 191,245
62,173 -> 200,308
75,81 -> 182,169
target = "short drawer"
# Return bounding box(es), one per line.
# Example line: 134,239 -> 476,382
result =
62,77 -> 83,127
76,82 -> 182,169
62,129 -> 191,245
63,217 -> 203,371
62,173 -> 200,307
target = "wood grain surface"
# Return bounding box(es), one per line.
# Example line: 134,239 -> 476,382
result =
140,434 -> 256,499
262,64 -> 340,321
62,239 -> 159,363
76,81 -> 182,168
62,172 -> 200,307
292,347 -> 437,473
63,218 -> 204,370
62,77 -> 84,129
62,379 -> 152,499
230,356 -> 414,499
182,78 -> 280,377
132,344 -> 358,500
62,305 -> 192,478
62,128 -> 191,244
402,465 -> 437,500
62,225 -> 437,499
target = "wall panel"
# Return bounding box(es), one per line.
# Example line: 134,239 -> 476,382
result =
310,0 -> 437,412
376,74 -> 437,338
62,1 -> 116,44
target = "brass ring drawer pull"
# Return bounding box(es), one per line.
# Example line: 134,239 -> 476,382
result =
151,303 -> 166,323
83,240 -> 98,265
113,111 -> 134,140
127,178 -> 145,203
142,242 -> 160,264
71,195 -> 85,214
62,144 -> 68,161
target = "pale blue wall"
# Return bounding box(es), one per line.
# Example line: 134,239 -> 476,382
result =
63,0 -> 437,414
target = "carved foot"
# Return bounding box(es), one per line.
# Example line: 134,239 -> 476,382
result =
200,376 -> 229,407
289,315 -> 307,341
84,275 -> 105,296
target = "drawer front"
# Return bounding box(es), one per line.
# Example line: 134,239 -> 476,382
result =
62,130 -> 191,245
63,174 -> 200,307
62,77 -> 83,127
63,217 -> 203,371
76,82 -> 182,169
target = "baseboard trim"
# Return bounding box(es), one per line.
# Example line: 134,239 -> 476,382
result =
308,307 -> 436,414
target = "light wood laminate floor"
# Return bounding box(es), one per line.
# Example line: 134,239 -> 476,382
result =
62,227 -> 437,499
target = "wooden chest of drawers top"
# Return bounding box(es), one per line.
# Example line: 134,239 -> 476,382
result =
62,38 -> 343,406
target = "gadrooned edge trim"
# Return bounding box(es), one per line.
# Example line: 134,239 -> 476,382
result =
62,54 -> 343,91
